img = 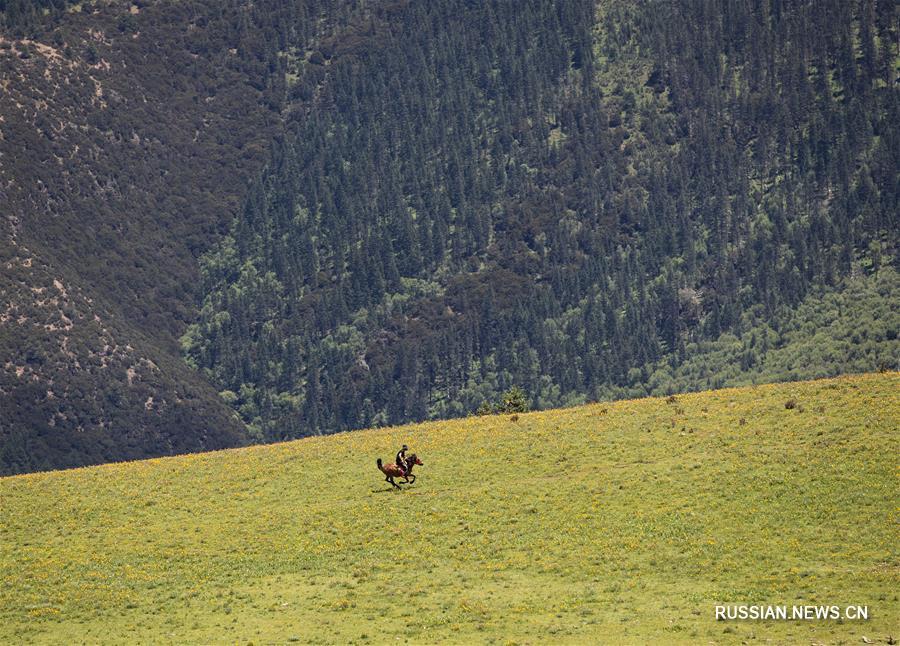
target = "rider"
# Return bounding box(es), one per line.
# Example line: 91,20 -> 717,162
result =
395,444 -> 409,475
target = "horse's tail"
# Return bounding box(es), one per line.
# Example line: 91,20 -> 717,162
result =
376,457 -> 384,472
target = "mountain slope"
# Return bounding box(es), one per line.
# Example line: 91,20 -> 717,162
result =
1,373 -> 896,643
184,0 -> 899,439
0,0 -> 349,473
2,0 -> 898,473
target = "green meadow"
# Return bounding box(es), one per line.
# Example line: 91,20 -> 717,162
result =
1,373 -> 897,644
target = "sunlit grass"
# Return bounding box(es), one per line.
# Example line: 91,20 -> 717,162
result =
1,373 -> 897,644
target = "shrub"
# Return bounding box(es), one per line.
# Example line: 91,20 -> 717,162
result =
498,386 -> 529,414
117,14 -> 139,34
475,386 -> 530,415
475,401 -> 494,416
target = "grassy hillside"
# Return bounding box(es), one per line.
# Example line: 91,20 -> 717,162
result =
1,373 -> 897,644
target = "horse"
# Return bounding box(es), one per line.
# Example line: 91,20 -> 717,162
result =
376,453 -> 423,489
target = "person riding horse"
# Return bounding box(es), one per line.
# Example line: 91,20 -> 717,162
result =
395,444 -> 410,476
376,448 -> 423,489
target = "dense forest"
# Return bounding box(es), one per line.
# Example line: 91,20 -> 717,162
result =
1,0 -> 897,473
182,0 -> 898,440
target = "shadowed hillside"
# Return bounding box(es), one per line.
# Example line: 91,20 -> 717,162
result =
0,0 -> 350,473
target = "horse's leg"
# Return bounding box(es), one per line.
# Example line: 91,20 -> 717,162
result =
387,476 -> 401,490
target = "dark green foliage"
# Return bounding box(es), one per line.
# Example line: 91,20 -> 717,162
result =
475,386 -> 530,416
185,0 -> 899,440
0,0 -> 72,36
475,402 -> 495,417
499,387 -> 530,414
634,269 -> 900,397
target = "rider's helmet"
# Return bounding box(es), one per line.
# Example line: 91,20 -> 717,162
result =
402,444 -> 409,450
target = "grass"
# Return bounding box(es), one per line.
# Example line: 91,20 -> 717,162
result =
1,373 -> 897,644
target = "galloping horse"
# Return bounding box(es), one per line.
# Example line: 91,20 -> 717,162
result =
376,453 -> 423,489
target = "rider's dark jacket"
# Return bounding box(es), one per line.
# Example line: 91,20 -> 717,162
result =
395,448 -> 407,473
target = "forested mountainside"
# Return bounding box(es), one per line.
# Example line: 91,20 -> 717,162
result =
183,0 -> 898,440
1,0 -> 897,472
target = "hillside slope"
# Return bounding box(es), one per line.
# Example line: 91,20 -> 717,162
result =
1,373 -> 896,644
0,0 -> 352,474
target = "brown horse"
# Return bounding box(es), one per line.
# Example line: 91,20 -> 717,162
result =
376,454 -> 423,489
